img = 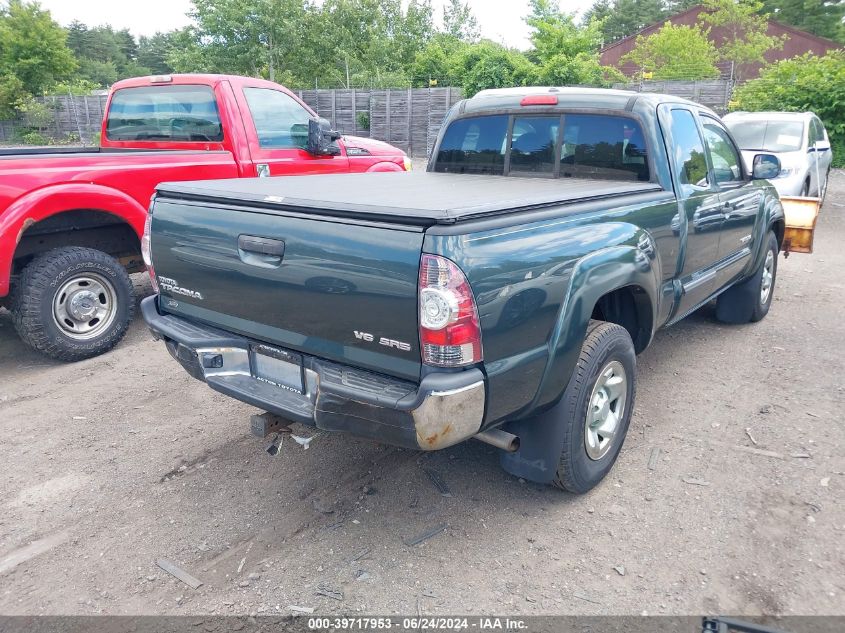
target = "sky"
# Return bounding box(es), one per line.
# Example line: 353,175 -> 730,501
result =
37,0 -> 596,50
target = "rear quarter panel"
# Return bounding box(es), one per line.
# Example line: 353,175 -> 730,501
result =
424,190 -> 678,425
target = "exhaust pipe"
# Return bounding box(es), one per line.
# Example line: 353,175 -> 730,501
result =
474,429 -> 520,452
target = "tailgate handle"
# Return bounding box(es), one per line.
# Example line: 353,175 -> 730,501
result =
238,235 -> 285,257
238,235 -> 285,268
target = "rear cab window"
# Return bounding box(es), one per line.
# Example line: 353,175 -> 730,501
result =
434,113 -> 650,182
106,85 -> 223,142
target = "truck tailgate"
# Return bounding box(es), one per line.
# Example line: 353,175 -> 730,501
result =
150,196 -> 424,381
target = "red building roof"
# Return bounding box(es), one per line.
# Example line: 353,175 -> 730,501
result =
599,4 -> 842,80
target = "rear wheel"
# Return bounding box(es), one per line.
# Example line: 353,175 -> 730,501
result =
11,247 -> 134,361
551,321 -> 636,494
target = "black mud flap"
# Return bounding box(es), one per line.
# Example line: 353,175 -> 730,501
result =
498,405 -> 566,484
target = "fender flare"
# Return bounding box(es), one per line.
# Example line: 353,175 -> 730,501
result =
0,183 -> 148,297
746,189 -> 785,278
500,243 -> 659,484
535,243 -> 659,411
765,193 -> 785,248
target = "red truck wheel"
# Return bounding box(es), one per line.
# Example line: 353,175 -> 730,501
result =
10,247 -> 134,361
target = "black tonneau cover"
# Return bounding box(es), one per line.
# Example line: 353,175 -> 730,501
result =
156,171 -> 663,226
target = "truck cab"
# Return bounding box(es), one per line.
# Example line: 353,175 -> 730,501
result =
0,74 -> 409,362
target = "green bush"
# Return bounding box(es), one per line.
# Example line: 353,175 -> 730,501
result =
732,51 -> 845,168
356,111 -> 370,130
19,130 -> 51,145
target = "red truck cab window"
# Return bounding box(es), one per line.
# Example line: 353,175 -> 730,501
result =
106,85 -> 224,143
238,86 -> 350,176
243,88 -> 311,149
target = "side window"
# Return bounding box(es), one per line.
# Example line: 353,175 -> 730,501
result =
243,88 -> 311,149
810,118 -> 823,145
819,120 -> 829,142
702,120 -> 742,184
668,109 -> 709,189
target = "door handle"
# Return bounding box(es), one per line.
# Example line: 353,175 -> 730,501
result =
238,235 -> 285,257
237,235 -> 285,268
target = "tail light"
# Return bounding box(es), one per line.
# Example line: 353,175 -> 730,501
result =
141,213 -> 159,293
419,254 -> 482,367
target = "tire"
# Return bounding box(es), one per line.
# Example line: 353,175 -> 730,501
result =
10,247 -> 134,361
715,231 -> 778,324
800,179 -> 810,196
551,320 -> 637,494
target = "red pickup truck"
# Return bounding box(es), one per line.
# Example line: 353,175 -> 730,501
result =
0,74 -> 410,361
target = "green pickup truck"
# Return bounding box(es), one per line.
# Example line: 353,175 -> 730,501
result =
142,87 -> 785,493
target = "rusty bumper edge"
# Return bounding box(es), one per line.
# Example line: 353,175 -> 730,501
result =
411,380 -> 486,451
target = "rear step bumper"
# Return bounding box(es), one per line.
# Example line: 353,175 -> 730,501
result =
141,296 -> 485,450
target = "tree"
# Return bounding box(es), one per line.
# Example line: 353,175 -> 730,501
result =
621,22 -> 721,79
0,0 -> 76,96
164,28 -> 210,74
527,0 -> 604,60
584,0 -> 667,44
583,0 -> 700,44
138,31 -> 183,75
443,0 -> 479,42
0,73 -> 26,119
451,41 -> 538,96
526,0 -> 621,86
185,0 -> 310,82
65,22 -> 152,86
411,34 -> 466,86
761,0 -> 845,43
699,0 -> 785,76
732,51 -> 845,167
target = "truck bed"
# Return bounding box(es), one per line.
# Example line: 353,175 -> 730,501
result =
156,171 -> 663,226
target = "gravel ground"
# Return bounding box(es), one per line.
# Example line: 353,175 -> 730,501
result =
0,172 -> 843,618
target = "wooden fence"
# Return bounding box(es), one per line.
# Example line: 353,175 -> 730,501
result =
295,87 -> 462,157
0,94 -> 109,145
0,80 -> 734,154
612,79 -> 733,113
0,88 -> 463,157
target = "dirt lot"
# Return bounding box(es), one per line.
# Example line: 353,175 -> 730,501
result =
1,173 -> 843,618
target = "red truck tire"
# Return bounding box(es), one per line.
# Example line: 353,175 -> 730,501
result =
10,247 -> 134,361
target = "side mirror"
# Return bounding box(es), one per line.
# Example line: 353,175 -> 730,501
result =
752,153 -> 781,180
307,117 -> 341,156
816,139 -> 831,152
